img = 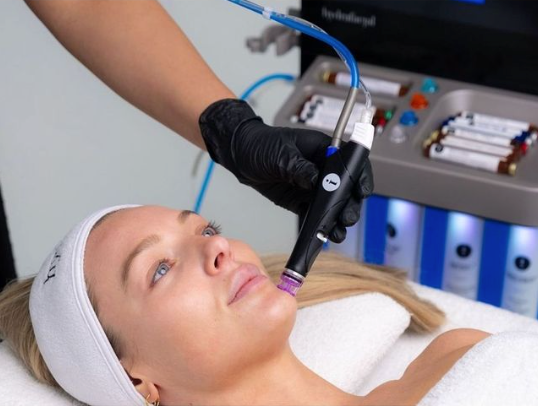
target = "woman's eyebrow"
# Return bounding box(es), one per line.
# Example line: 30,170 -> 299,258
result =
178,210 -> 195,224
120,211 -> 196,291
121,234 -> 161,291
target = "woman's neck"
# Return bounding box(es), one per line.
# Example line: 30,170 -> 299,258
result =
162,343 -> 364,406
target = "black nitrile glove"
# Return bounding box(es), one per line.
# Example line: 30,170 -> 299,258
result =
199,99 -> 374,243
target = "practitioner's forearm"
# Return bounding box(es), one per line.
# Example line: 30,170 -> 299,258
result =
25,0 -> 234,149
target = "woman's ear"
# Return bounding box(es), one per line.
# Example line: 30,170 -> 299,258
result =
121,361 -> 160,404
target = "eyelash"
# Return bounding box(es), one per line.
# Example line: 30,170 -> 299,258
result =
203,220 -> 222,237
151,220 -> 223,286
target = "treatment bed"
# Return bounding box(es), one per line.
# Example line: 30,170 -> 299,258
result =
2,282 -> 538,405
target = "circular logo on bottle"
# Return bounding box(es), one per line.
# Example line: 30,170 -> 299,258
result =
435,144 -> 444,153
515,256 -> 531,270
322,173 -> 341,192
456,244 -> 472,258
387,223 -> 397,238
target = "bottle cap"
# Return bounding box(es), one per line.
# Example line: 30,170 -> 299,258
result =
390,125 -> 408,143
422,78 -> 439,93
399,110 -> 419,126
410,93 -> 429,109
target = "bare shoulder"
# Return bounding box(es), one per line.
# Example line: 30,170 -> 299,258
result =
363,328 -> 491,405
403,328 -> 491,387
430,328 -> 492,353
406,328 -> 491,372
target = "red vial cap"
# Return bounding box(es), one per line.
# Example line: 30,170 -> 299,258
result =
410,93 -> 429,109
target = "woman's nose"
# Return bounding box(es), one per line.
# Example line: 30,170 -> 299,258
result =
203,235 -> 234,276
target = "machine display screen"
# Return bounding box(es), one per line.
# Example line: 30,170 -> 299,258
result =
300,1 -> 538,95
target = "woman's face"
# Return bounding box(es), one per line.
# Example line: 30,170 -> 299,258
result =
85,206 -> 297,397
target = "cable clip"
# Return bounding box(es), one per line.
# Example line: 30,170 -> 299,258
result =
262,6 -> 273,20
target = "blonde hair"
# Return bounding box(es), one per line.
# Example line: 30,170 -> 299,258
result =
263,252 -> 445,334
0,278 -> 58,386
0,252 -> 444,388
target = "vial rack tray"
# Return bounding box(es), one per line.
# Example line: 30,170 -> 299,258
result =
274,56 -> 538,227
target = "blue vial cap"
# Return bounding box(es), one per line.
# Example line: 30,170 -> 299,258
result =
399,110 -> 419,126
422,78 -> 439,93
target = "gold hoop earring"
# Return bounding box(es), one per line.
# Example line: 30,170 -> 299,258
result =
145,394 -> 160,406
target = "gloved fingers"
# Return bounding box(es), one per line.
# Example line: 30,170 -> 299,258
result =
292,128 -> 332,166
329,224 -> 347,244
251,182 -> 313,216
289,156 -> 319,191
357,158 -> 374,199
339,197 -> 363,228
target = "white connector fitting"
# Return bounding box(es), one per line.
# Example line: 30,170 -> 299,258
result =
359,107 -> 374,125
350,120 -> 375,150
262,6 -> 273,19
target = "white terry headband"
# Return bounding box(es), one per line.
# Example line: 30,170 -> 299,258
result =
29,205 -> 146,406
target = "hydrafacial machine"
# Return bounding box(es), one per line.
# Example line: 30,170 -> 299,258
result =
273,0 -> 538,320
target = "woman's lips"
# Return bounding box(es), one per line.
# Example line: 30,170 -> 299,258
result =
228,264 -> 268,305
231,275 -> 267,304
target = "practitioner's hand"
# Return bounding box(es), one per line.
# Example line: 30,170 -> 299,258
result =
199,99 -> 374,243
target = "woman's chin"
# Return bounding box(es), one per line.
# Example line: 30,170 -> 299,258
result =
236,280 -> 297,335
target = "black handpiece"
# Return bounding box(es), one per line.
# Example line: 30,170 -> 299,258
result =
278,119 -> 374,296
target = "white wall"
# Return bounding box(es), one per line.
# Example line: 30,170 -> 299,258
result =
0,0 -> 300,277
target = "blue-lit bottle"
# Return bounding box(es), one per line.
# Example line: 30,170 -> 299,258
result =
384,199 -> 424,281
442,212 -> 485,299
501,226 -> 538,317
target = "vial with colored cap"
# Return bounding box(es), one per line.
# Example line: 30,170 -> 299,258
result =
410,93 -> 429,110
422,78 -> 439,93
400,111 -> 419,126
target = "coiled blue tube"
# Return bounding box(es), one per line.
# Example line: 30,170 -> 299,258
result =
226,0 -> 360,88
193,73 -> 295,213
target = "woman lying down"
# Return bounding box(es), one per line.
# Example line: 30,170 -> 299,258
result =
0,204 -> 528,406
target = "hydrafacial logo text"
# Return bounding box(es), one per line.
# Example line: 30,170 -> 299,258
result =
321,7 -> 376,28
44,251 -> 62,285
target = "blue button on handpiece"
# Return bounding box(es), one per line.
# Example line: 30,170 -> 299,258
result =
400,110 -> 419,126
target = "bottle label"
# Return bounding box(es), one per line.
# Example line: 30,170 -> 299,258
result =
461,111 -> 530,132
451,118 -> 522,138
443,126 -> 512,147
442,213 -> 484,300
300,95 -> 376,134
501,226 -> 538,317
384,200 -> 423,282
335,72 -> 402,97
428,144 -> 501,172
441,135 -> 513,157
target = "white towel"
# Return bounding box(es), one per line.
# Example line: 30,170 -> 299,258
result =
358,282 -> 538,395
5,284 -> 538,405
419,331 -> 538,406
0,291 -> 410,405
291,292 -> 410,394
0,343 -> 84,406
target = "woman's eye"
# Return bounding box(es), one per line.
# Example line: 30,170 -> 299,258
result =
152,262 -> 170,285
202,221 -> 222,237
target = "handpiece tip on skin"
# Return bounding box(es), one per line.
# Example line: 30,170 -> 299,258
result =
277,274 -> 303,297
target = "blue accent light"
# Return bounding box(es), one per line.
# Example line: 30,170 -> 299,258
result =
453,0 -> 485,4
477,220 -> 510,306
326,146 -> 338,157
363,195 -> 389,265
419,207 -> 449,289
